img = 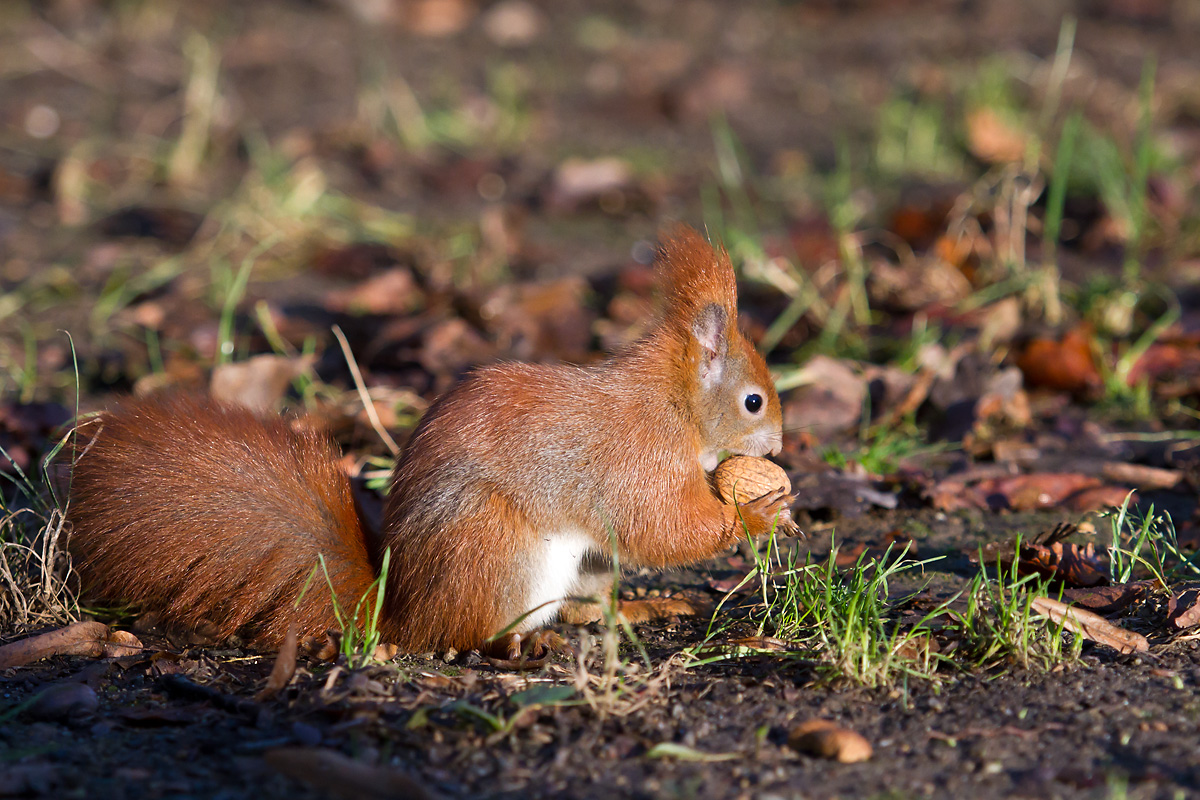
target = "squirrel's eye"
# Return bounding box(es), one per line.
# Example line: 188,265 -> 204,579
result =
744,393 -> 763,413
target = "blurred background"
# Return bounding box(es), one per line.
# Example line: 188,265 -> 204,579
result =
0,0 -> 1198,449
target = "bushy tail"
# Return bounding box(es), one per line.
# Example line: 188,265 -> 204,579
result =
66,394 -> 377,648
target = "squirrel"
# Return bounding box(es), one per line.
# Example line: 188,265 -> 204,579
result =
65,225 -> 795,658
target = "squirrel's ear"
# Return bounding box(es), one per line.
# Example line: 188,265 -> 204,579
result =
692,303 -> 728,387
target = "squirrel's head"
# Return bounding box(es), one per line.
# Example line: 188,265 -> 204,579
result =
655,226 -> 784,472
687,301 -> 783,471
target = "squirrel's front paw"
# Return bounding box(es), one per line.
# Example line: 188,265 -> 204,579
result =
736,488 -> 799,537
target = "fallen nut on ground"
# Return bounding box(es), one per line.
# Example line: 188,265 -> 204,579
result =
713,456 -> 791,505
788,719 -> 873,763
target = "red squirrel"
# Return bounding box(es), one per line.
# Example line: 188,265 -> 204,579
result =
66,226 -> 794,656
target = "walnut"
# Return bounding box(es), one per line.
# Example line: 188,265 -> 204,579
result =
712,456 -> 791,505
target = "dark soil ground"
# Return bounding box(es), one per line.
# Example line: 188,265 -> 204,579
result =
5,511 -> 1200,800
4,1 -> 1200,798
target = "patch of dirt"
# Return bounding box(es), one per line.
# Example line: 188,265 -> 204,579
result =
4,508 -> 1200,799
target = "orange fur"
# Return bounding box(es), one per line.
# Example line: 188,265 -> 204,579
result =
67,395 -> 377,647
66,225 -> 789,652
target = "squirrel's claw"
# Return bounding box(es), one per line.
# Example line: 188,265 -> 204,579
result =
483,629 -> 566,671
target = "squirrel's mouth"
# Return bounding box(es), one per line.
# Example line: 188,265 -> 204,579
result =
746,429 -> 783,458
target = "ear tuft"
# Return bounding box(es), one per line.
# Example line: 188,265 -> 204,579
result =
656,225 -> 738,321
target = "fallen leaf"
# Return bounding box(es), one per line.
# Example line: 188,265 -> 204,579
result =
707,574 -> 751,593
256,621 -> 298,701
783,356 -> 866,437
834,542 -> 870,568
1030,596 -> 1148,654
788,719 -> 873,763
1127,340 -> 1200,392
1062,582 -> 1152,614
478,277 -> 595,362
1065,485 -> 1137,513
1019,540 -> 1107,587
327,268 -> 423,316
1167,587 -> 1200,629
977,473 -> 1103,512
670,62 -> 752,121
888,198 -> 952,250
117,706 -> 200,726
372,643 -> 399,661
978,297 -> 1022,348
866,255 -> 971,313
973,367 -> 1032,431
210,354 -> 316,413
419,317 -> 496,377
508,684 -> 575,707
1015,328 -> 1100,394
103,630 -> 144,658
0,621 -> 139,668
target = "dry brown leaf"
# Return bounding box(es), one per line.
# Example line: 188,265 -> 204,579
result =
978,473 -> 1101,511
1127,340 -> 1200,391
706,573 -> 750,593
102,629 -> 144,658
696,636 -> 801,657
419,317 -> 496,377
479,277 -> 595,362
974,368 -> 1031,431
210,354 -> 316,413
1062,582 -> 1152,614
1167,587 -> 1200,630
327,268 -> 423,316
867,256 -> 972,312
1030,597 -> 1148,654
372,643 -> 399,661
1065,485 -> 1137,513
1015,328 -> 1100,394
788,719 -> 873,763
0,621 -> 110,667
783,356 -> 865,437
256,620 -> 298,701
1019,540 -> 1107,587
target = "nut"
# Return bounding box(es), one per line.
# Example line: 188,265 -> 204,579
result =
788,719 -> 873,763
713,456 -> 791,505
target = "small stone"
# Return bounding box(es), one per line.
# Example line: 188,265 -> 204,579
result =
27,683 -> 99,722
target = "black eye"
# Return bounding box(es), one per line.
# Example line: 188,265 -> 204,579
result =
744,394 -> 763,413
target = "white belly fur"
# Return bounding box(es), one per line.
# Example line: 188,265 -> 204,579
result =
520,528 -> 594,631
